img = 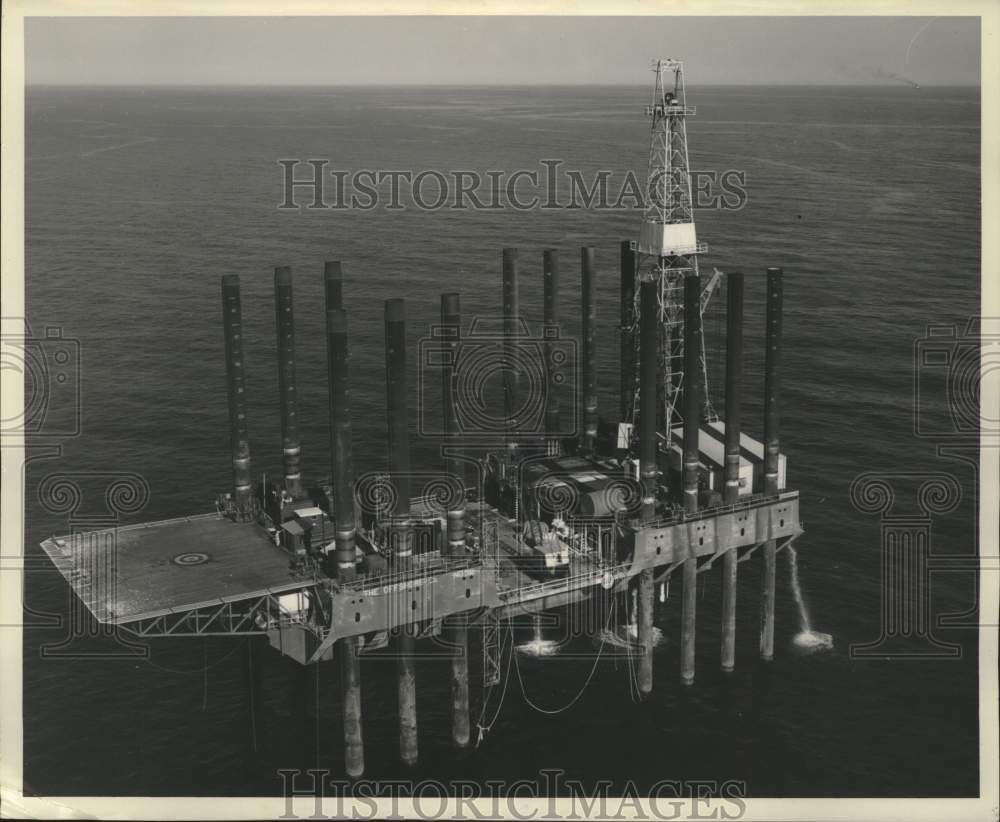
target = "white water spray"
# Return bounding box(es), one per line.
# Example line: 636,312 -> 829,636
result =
787,545 -> 833,652
597,589 -> 663,648
517,615 -> 560,657
599,587 -> 664,648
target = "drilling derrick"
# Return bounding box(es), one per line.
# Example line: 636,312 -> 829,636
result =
39,58 -> 804,771
629,58 -> 717,441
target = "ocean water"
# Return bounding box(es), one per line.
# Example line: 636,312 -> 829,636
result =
23,85 -> 980,797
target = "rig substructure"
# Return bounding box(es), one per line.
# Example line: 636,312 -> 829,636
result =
41,59 -> 802,778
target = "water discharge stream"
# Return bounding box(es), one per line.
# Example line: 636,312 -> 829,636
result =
512,548 -> 830,657
516,614 -> 560,657
788,544 -> 834,652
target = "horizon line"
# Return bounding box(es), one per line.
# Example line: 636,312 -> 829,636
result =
25,81 -> 979,88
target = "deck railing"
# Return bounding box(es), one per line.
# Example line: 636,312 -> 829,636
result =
643,490 -> 798,529
334,555 -> 483,593
498,560 -> 632,605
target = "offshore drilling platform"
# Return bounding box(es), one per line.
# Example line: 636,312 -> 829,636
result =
41,60 -> 802,777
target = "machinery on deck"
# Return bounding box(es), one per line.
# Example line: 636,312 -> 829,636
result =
40,61 -> 801,779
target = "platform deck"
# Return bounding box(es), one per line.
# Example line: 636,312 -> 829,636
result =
40,513 -> 315,624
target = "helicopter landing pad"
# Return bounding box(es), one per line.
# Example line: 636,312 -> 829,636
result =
40,513 -> 313,624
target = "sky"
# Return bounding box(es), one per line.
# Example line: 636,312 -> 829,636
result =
25,16 -> 981,86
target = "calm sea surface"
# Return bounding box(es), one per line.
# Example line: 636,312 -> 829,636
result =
24,85 -> 980,797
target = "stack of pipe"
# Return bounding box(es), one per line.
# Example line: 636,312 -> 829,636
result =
324,260 -> 344,311
721,272 -> 744,673
325,275 -> 364,777
274,267 -> 302,499
619,242 -> 637,423
760,267 -> 783,661
543,250 -> 561,455
221,275 -> 253,518
680,271 -> 702,686
636,278 -> 658,694
326,305 -> 358,584
581,247 -> 598,453
384,298 -> 418,765
501,248 -> 520,452
440,293 -> 466,559
440,292 -> 470,748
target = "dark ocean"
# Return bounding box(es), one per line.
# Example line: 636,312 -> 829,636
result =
23,85 -> 981,798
